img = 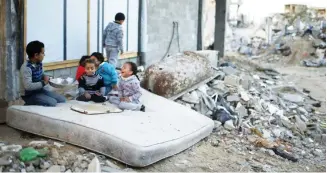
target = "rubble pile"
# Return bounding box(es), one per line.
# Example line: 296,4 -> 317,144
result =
262,35 -> 325,66
174,62 -> 326,165
226,8 -> 326,67
0,141 -> 133,172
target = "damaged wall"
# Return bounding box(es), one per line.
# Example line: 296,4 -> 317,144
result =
145,0 -> 199,66
0,0 -> 21,101
0,0 -> 22,123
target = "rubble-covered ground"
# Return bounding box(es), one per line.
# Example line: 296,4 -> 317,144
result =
0,54 -> 326,172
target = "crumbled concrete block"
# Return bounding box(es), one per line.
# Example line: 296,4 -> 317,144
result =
236,103 -> 248,117
224,120 -> 235,130
282,93 -> 304,103
182,91 -> 200,104
224,75 -> 241,86
222,66 -> 238,75
227,94 -> 240,102
265,80 -> 275,85
240,91 -> 250,101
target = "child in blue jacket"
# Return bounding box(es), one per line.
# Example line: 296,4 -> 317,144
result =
90,52 -> 118,95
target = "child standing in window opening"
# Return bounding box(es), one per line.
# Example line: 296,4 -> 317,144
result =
20,40 -> 66,107
90,52 -> 118,95
103,12 -> 125,68
76,59 -> 106,103
109,62 -> 145,112
75,55 -> 90,81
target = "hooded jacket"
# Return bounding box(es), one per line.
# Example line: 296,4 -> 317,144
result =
118,75 -> 142,103
103,22 -> 124,52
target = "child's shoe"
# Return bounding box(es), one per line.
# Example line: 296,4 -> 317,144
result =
140,105 -> 146,112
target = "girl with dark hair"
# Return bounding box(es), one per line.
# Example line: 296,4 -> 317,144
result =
109,62 -> 145,112
75,55 -> 90,81
90,52 -> 118,95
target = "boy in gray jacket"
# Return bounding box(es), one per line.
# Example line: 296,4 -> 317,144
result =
103,12 -> 125,67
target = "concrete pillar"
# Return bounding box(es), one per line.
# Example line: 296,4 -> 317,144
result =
0,0 -> 23,123
197,0 -> 203,50
214,0 -> 227,58
138,0 -> 148,66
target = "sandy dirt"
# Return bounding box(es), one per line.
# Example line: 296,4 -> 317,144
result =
0,60 -> 326,172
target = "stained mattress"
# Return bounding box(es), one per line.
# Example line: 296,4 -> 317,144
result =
6,89 -> 214,167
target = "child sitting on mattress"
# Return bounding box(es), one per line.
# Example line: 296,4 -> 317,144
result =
90,52 -> 118,95
109,62 -> 145,112
77,59 -> 107,103
75,55 -> 90,81
20,41 -> 66,107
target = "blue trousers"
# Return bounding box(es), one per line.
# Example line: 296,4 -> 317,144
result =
22,89 -> 66,107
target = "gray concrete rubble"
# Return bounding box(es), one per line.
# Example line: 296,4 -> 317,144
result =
0,140 -> 131,173
225,5 -> 326,68
172,59 -> 326,165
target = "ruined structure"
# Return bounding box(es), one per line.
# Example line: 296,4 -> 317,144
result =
0,0 -> 23,123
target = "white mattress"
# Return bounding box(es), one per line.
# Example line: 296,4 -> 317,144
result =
6,89 -> 214,167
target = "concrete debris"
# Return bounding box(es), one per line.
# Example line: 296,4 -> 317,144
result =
0,145 -> 22,152
46,165 -> 61,172
224,75 -> 241,86
0,140 -> 133,172
104,160 -> 120,170
182,91 -> 200,104
224,120 -> 236,130
87,157 -> 101,173
167,55 -> 325,166
240,91 -> 250,102
213,120 -> 222,130
281,93 -> 304,103
227,94 -> 240,102
222,66 -> 238,75
0,158 -> 11,166
210,80 -> 226,92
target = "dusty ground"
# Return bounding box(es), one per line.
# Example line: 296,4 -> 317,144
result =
0,60 -> 326,172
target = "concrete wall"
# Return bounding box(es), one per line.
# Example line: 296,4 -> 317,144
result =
145,0 -> 199,66
0,0 -> 23,123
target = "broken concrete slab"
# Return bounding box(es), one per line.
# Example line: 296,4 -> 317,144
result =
265,80 -> 275,85
227,94 -> 240,102
295,115 -> 307,133
224,75 -> 241,86
240,75 -> 252,90
46,165 -> 61,172
224,120 -> 235,130
210,80 -> 227,92
297,107 -> 308,116
222,66 -> 238,75
236,103 -> 248,117
252,75 -> 260,80
240,91 -> 250,102
282,93 -> 304,103
87,157 -> 101,173
182,91 -> 200,104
